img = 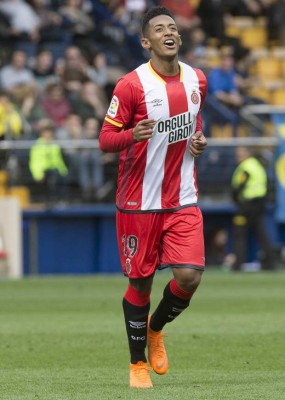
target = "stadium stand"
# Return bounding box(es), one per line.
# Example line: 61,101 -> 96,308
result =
0,0 -> 283,208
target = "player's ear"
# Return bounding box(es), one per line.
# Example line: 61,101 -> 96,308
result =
178,35 -> 182,46
141,37 -> 151,49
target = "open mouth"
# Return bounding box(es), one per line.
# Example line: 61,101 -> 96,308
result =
163,39 -> 176,49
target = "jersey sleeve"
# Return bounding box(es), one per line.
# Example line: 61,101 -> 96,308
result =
195,112 -> 203,132
99,77 -> 137,153
194,68 -> 208,109
194,68 -> 208,134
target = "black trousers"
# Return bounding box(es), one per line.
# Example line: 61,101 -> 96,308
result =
232,199 -> 275,270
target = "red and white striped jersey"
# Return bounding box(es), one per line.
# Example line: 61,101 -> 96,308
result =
99,61 -> 208,212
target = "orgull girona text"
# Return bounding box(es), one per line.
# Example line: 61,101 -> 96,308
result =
157,112 -> 194,144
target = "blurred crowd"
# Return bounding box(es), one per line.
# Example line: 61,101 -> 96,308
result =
0,0 -> 284,204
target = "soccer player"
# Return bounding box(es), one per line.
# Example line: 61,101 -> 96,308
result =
99,6 -> 208,389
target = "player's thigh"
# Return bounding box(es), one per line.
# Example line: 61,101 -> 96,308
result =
116,211 -> 163,278
160,207 -> 205,268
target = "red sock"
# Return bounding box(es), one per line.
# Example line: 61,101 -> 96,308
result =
169,278 -> 196,300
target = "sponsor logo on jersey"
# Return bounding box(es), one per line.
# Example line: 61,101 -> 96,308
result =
156,111 -> 194,144
151,98 -> 163,107
107,95 -> 119,118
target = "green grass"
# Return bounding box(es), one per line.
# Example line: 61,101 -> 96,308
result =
0,270 -> 285,400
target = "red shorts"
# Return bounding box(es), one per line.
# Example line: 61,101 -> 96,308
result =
116,206 -> 205,279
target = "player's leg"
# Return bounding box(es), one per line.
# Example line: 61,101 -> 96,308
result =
148,206 -> 205,374
123,276 -> 153,388
150,268 -> 202,332
116,210 -> 163,388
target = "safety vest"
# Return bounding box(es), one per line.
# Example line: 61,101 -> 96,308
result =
231,157 -> 267,202
29,138 -> 68,181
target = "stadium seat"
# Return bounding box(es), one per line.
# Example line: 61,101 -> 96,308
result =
8,186 -> 30,208
0,170 -> 8,186
225,16 -> 255,38
240,26 -> 267,49
270,88 -> 285,106
256,57 -> 282,80
247,86 -> 271,103
192,0 -> 201,8
210,123 -> 233,138
281,60 -> 285,78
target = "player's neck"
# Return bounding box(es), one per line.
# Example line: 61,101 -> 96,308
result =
150,58 -> 179,76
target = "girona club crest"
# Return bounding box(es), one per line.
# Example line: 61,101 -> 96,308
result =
191,91 -> 199,105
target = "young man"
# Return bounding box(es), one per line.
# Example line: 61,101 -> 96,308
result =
99,6 -> 208,389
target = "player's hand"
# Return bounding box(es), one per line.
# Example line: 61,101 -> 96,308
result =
133,119 -> 156,142
189,131 -> 207,157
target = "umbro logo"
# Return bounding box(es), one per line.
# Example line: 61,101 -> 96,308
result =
129,321 -> 146,329
151,98 -> 163,107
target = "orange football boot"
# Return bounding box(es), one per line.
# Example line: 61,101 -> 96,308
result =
129,361 -> 153,388
147,315 -> 169,375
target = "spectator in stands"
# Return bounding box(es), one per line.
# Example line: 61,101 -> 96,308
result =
230,146 -> 276,271
196,0 -> 248,60
41,82 -> 71,127
180,26 -> 209,72
85,51 -> 108,88
0,90 -> 23,139
29,0 -> 71,45
70,80 -> 107,123
0,0 -> 41,43
159,0 -> 200,34
17,86 -> 48,134
55,112 -> 83,191
62,66 -> 88,102
118,0 -> 148,34
63,45 -> 109,90
32,48 -> 56,88
208,53 -> 244,110
29,120 -> 69,204
196,0 -> 226,43
0,10 -> 13,48
205,228 -> 235,269
78,117 -> 113,201
58,0 -> 95,51
64,45 -> 86,70
228,0 -> 271,18
0,50 -> 36,98
267,0 -> 285,45
204,51 -> 244,135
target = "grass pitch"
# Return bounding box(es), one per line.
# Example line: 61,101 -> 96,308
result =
0,270 -> 284,400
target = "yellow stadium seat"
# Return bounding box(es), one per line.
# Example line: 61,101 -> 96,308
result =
256,57 -> 282,80
210,124 -> 233,138
281,60 -> 285,77
240,26 -> 267,49
8,186 -> 30,208
247,86 -> 271,103
0,187 -> 8,197
270,88 -> 285,106
191,0 -> 200,8
0,170 -> 8,186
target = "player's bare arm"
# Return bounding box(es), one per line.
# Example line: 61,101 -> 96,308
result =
133,119 -> 156,142
189,131 -> 207,157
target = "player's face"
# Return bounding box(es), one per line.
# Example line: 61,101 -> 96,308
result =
141,15 -> 182,59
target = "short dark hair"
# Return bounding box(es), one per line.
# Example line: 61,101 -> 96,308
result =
141,6 -> 175,36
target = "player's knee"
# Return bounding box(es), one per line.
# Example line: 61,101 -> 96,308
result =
173,268 -> 202,292
129,275 -> 153,293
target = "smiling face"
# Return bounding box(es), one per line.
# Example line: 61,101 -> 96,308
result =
141,14 -> 182,61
